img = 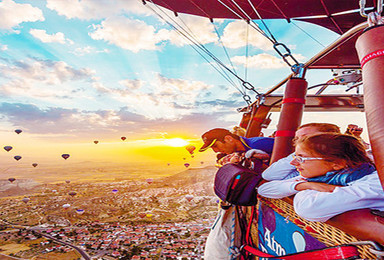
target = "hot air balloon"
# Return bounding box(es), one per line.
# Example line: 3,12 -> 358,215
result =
121,136 -> 126,141
200,161 -> 204,165
183,157 -> 186,160
76,209 -> 85,215
22,197 -> 30,203
3,146 -> 12,152
146,178 -> 153,184
61,154 -> 70,160
167,163 -> 170,166
32,163 -> 38,167
146,213 -> 153,218
94,140 -> 99,144
112,189 -> 118,194
8,178 -> 15,183
185,145 -> 196,155
185,195 -> 194,202
65,180 -> 71,184
14,129 -> 22,134
184,163 -> 190,168
138,213 -> 146,219
14,155 -> 22,161
62,203 -> 71,209
68,191 -> 77,197
52,189 -> 57,193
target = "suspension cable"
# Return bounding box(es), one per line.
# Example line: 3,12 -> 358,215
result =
245,22 -> 249,82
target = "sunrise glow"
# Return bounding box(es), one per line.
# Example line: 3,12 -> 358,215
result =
162,138 -> 189,147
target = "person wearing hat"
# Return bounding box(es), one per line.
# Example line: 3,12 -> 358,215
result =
199,128 -> 274,157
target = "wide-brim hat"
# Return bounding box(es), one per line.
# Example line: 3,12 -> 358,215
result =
199,128 -> 231,152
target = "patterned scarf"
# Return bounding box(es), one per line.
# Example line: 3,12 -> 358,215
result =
307,163 -> 376,186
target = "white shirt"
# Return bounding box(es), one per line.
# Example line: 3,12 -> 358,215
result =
258,171 -> 384,222
262,153 -> 299,181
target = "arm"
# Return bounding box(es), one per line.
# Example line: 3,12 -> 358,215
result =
295,182 -> 341,192
262,153 -> 299,181
293,173 -> 384,222
257,176 -> 305,199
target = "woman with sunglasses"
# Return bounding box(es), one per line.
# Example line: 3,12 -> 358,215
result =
258,133 -> 384,222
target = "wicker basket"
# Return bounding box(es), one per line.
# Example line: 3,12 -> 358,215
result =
245,197 -> 377,259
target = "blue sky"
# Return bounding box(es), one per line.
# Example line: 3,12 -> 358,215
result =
0,0 -> 368,150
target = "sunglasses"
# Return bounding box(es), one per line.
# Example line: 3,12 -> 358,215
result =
293,154 -> 325,163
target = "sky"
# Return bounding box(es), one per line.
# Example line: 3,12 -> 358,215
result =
0,0 -> 368,168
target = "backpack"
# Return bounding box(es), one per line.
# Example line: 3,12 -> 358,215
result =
214,162 -> 263,206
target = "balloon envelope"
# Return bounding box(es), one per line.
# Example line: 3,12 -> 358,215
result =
112,189 -> 118,193
76,209 -> 85,214
146,213 -> 153,218
184,163 -> 190,168
62,203 -> 71,209
138,213 -> 146,219
14,155 -> 22,161
65,180 -> 71,184
32,163 -> 38,167
146,178 -> 153,184
94,140 -> 99,144
121,136 -> 126,141
22,197 -> 30,203
3,146 -> 12,152
185,145 -> 196,155
8,178 -> 15,183
68,191 -> 77,197
15,129 -> 22,134
185,195 -> 194,202
62,154 -> 70,160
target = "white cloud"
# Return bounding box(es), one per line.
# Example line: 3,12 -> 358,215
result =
0,0 -> 44,30
231,53 -> 286,69
46,0 -> 151,20
71,46 -> 110,56
0,44 -> 8,51
89,16 -> 162,52
221,21 -> 272,50
29,29 -> 73,45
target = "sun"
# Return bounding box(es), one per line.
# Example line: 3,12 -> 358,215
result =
163,138 -> 189,147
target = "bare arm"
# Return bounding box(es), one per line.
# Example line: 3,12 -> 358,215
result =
295,181 -> 341,192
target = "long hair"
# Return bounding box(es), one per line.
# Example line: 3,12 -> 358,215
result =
296,133 -> 372,168
298,123 -> 340,133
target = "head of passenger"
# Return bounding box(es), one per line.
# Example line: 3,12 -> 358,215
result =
290,133 -> 372,179
199,128 -> 241,154
293,123 -> 340,143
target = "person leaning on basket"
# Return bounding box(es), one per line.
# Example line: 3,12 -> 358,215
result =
258,133 -> 384,222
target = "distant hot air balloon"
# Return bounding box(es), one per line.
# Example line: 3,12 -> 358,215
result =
138,213 -> 146,219
94,140 -> 99,144
22,197 -> 30,203
62,203 -> 71,209
8,178 -> 15,183
183,157 -> 186,160
121,136 -> 126,141
61,154 -> 70,160
112,189 -> 118,194
52,189 -> 57,193
15,129 -> 22,134
65,180 -> 71,184
185,195 -> 194,202
146,178 -> 153,184
191,155 -> 194,158
68,191 -> 77,197
76,209 -> 85,215
185,145 -> 196,155
200,161 -> 204,165
32,163 -> 38,167
3,146 -> 12,152
14,155 -> 22,161
146,213 -> 153,218
167,163 -> 170,166
184,163 -> 190,168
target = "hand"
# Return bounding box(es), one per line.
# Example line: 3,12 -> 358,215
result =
295,182 -> 341,192
244,149 -> 270,160
347,125 -> 363,137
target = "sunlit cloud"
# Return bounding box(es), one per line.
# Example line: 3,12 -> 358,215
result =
221,21 -> 272,50
231,53 -> 286,69
70,46 -> 110,56
0,0 -> 44,30
29,29 -> 73,45
0,44 -> 7,51
46,0 -> 151,20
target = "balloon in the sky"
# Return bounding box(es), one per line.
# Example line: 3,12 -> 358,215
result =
22,197 -> 30,203
76,209 -> 85,215
3,146 -> 12,152
146,213 -> 153,218
185,145 -> 196,155
191,155 -> 194,158
167,163 -> 170,166
32,163 -> 38,167
14,155 -> 22,161
61,154 -> 70,160
62,203 -> 71,209
52,189 -> 57,193
138,213 -> 146,219
65,180 -> 71,184
184,163 -> 190,168
112,189 -> 118,194
68,191 -> 77,197
15,129 -> 22,134
94,140 -> 99,144
146,178 -> 153,184
121,136 -> 126,141
185,195 -> 194,202
200,161 -> 204,165
183,157 -> 186,160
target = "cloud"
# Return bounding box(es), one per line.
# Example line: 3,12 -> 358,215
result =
29,29 -> 73,45
70,46 -> 110,56
231,53 -> 286,69
0,0 -> 44,30
89,16 -> 162,52
46,0 -> 151,20
0,58 -> 95,99
0,44 -> 7,51
221,21 -> 272,50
